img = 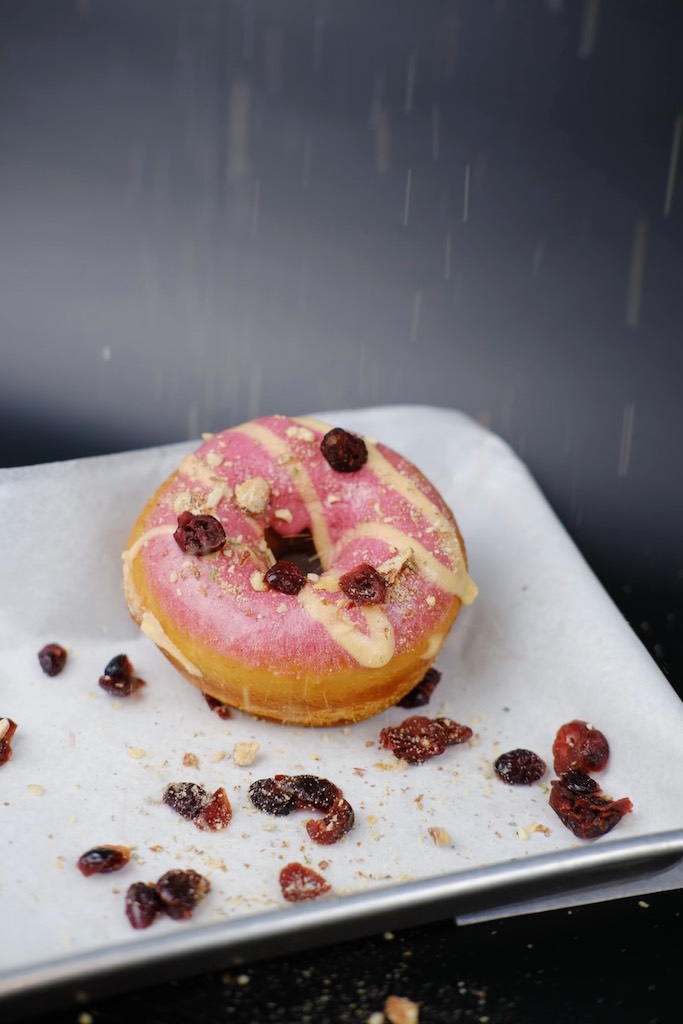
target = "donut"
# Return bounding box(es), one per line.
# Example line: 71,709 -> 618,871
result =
122,415 -> 478,727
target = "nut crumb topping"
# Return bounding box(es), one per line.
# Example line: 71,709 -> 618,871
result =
250,571 -> 268,592
285,426 -> 316,442
274,508 -> 293,522
235,477 -> 271,515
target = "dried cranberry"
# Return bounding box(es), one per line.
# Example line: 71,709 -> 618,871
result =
264,560 -> 307,595
379,716 -> 449,764
195,787 -> 233,831
77,845 -> 131,877
435,717 -> 473,746
99,653 -> 145,697
280,862 -> 331,902
398,668 -> 442,708
549,775 -> 633,840
339,563 -> 387,605
320,427 -> 368,472
494,748 -> 546,785
155,869 -> 211,920
125,882 -> 163,930
0,717 -> 18,767
163,782 -> 210,820
203,693 -> 233,719
173,511 -> 226,555
248,774 -> 354,844
248,777 -> 297,816
560,768 -> 600,794
103,653 -> 134,678
37,643 -> 68,677
553,720 -> 610,775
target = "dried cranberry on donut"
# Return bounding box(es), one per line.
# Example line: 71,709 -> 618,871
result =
264,560 -> 307,595
320,427 -> 368,472
339,563 -> 387,605
173,511 -> 226,555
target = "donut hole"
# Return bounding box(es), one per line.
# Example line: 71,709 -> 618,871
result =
263,527 -> 324,575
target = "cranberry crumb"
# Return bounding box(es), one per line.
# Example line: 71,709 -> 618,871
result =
549,772 -> 633,840
0,717 -> 18,767
155,869 -> 211,919
494,748 -> 546,785
552,720 -> 610,775
339,563 -> 387,605
195,787 -> 233,832
163,781 -> 210,820
398,668 -> 442,708
173,511 -> 226,555
379,715 -> 449,764
279,862 -> 331,902
320,427 -> 368,472
203,693 -> 233,719
264,559 -> 307,595
248,774 -> 354,844
77,845 -> 131,877
125,881 -> 163,929
99,653 -> 145,697
37,643 -> 68,677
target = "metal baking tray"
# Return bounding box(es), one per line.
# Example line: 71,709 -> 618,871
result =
2,406 -> 682,1019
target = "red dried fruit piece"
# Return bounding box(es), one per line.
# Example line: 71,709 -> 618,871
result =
125,881 -> 163,930
155,869 -> 211,920
494,748 -> 546,785
560,768 -> 600,794
552,720 -> 610,775
37,643 -> 68,677
264,560 -> 307,595
77,845 -> 131,876
549,773 -> 633,840
203,693 -> 233,719
0,717 -> 18,767
163,781 -> 210,820
248,774 -> 354,844
339,563 -> 387,605
435,717 -> 473,746
398,668 -> 442,708
280,862 -> 331,902
195,787 -> 233,832
320,427 -> 368,472
99,653 -> 145,697
173,511 -> 226,555
379,715 -> 449,764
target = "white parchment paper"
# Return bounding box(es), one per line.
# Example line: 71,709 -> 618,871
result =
1,405 -> 682,975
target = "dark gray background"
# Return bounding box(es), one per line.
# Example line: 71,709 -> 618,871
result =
1,0 -> 681,662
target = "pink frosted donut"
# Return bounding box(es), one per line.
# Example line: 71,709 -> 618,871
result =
123,415 -> 477,726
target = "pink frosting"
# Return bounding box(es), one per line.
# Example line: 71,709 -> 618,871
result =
133,416 -> 470,672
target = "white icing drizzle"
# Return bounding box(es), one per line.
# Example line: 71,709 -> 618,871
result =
140,611 -> 202,677
122,524 -> 176,564
298,588 -> 395,668
336,522 -> 477,605
233,420 -> 333,563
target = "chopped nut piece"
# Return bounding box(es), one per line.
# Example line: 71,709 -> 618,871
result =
428,826 -> 451,846
183,752 -> 200,769
233,741 -> 260,766
27,784 -> 45,796
235,477 -> 271,515
286,425 -> 316,442
377,548 -> 416,585
205,451 -> 223,468
385,995 -> 420,1024
250,571 -> 268,592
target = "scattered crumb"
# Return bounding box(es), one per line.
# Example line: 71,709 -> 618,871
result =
425,595 -> 436,607
27,784 -> 44,796
236,973 -> 250,986
183,752 -> 200,769
212,750 -> 227,763
233,741 -> 260,766
385,994 -> 420,1024
428,826 -> 451,846
638,900 -> 650,909
127,747 -> 146,760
